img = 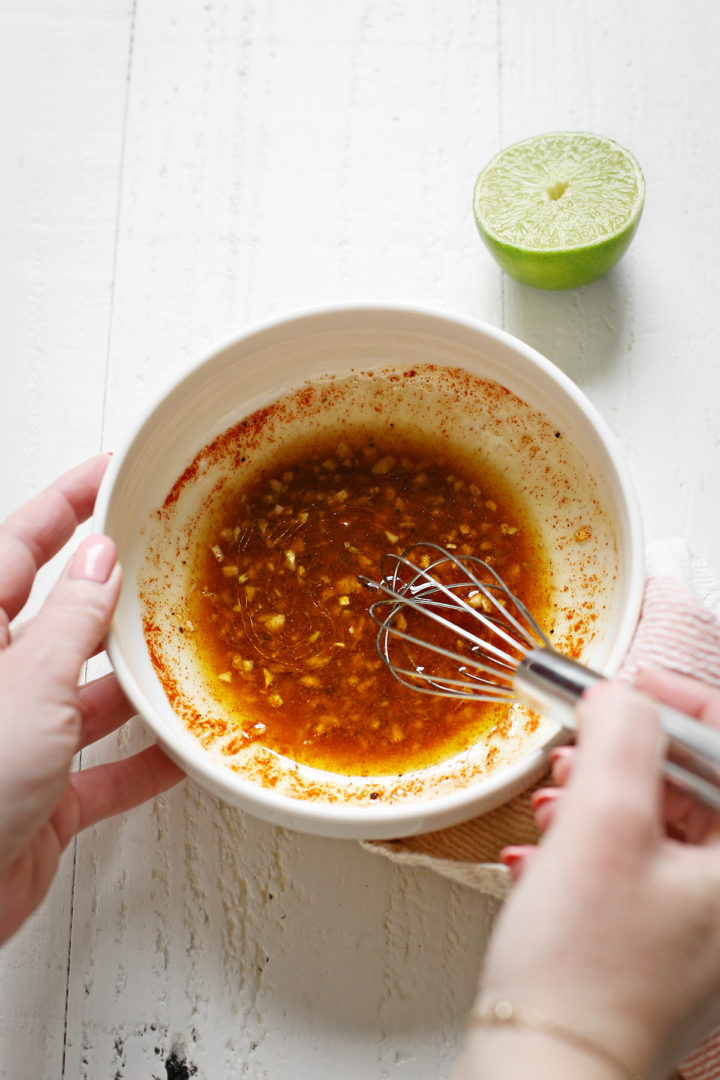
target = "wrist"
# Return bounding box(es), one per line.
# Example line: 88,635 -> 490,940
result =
455,1021 -> 635,1080
458,998 -> 646,1080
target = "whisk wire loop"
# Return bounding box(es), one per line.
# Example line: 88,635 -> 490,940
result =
359,542 -> 551,702
382,544 -> 547,653
366,619 -> 519,699
360,543 -> 720,816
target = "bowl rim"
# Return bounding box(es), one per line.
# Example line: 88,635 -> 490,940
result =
94,301 -> 645,838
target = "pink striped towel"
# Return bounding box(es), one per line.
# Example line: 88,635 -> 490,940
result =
363,538 -> 720,1079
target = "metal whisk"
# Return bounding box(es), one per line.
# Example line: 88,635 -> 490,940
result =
359,542 -> 720,812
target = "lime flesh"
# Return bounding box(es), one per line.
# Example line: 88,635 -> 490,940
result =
473,132 -> 645,291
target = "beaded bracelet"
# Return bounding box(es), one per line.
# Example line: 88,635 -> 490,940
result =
468,999 -> 644,1080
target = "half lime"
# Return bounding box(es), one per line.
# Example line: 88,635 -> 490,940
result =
472,131 -> 645,290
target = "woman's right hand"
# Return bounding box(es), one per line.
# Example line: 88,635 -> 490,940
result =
455,671 -> 720,1080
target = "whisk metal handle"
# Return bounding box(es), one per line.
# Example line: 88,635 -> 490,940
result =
517,648 -> 720,813
516,647 -> 601,710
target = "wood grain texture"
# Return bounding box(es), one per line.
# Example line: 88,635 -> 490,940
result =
497,0 -> 720,567
2,0 -> 720,1077
0,3 -> 133,1078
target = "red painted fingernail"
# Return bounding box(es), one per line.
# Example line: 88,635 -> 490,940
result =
531,788 -> 563,831
500,849 -> 525,882
69,535 -> 117,583
531,788 -> 560,809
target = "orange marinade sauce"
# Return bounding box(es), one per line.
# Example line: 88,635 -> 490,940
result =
183,432 -> 553,777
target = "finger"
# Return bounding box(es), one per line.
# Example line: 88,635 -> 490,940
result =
664,790 -> 720,844
636,669 -> 720,840
569,682 -> 665,843
10,614 -> 109,662
550,746 -> 575,787
531,787 -> 563,832
0,539 -> 121,865
14,535 -> 120,691
69,745 -> 185,836
0,454 -> 111,625
500,844 -> 537,882
636,667 -> 720,729
77,672 -> 135,749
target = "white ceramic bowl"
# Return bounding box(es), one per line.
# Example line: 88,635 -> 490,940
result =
94,305 -> 644,839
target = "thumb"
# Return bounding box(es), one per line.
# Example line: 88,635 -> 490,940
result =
17,535 -> 121,688
0,537 -> 121,862
568,681 -> 664,842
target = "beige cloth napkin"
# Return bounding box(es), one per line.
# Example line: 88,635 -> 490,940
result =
361,538 -> 720,1079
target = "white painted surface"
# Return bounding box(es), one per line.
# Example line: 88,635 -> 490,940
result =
1,1 -> 719,1076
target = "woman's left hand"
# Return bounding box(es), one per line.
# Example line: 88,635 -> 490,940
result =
0,455 -> 184,945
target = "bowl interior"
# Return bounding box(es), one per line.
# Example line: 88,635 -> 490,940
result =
95,307 -> 643,838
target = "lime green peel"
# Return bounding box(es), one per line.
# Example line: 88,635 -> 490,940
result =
472,132 -> 645,291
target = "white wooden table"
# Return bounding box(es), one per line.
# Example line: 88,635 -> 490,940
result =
2,2 -> 719,1077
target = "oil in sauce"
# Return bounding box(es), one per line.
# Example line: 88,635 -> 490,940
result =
183,433 -> 553,776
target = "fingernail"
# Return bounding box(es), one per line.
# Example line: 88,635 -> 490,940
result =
500,848 -> 526,882
70,535 -> 117,583
531,787 -> 559,809
550,747 -> 572,765
531,788 -> 562,831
